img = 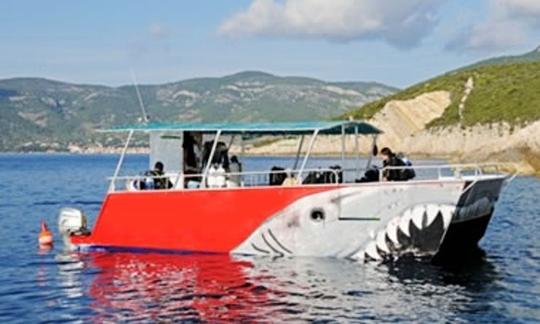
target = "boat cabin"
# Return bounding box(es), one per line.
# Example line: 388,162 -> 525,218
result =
105,120 -> 382,192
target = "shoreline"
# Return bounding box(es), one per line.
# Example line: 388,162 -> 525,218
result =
0,149 -> 449,159
1,150 -> 536,176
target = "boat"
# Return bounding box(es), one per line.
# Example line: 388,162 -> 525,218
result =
57,120 -> 510,262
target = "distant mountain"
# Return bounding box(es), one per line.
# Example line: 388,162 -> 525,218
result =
0,71 -> 397,151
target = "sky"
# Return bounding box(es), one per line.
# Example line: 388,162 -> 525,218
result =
0,0 -> 539,88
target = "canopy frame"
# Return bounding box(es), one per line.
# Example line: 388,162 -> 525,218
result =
106,120 -> 382,190
102,120 -> 381,136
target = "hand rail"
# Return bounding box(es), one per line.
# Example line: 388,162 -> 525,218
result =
107,162 -> 510,193
108,167 -> 341,192
375,162 -> 512,182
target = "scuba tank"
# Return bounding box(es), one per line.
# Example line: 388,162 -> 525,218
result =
397,153 -> 415,180
215,165 -> 226,188
207,165 -> 218,188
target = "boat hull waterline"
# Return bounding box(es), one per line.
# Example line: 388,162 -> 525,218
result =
63,175 -> 506,262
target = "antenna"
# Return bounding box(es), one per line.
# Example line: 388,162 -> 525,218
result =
130,68 -> 149,123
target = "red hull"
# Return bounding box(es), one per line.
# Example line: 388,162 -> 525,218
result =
72,186 -> 337,252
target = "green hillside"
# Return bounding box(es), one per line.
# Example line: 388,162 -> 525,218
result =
348,60 -> 540,128
0,71 -> 396,151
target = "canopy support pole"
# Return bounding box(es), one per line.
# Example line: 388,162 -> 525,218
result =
201,130 -> 222,188
109,129 -> 133,192
298,129 -> 319,181
240,134 -> 245,155
293,135 -> 305,170
366,135 -> 378,169
228,135 -> 235,148
341,125 -> 346,166
354,125 -> 360,178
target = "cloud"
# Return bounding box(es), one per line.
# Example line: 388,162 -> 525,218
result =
149,23 -> 172,40
448,19 -> 527,52
501,0 -> 540,19
218,0 -> 446,48
449,0 -> 540,52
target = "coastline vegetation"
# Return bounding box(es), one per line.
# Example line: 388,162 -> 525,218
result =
347,61 -> 540,128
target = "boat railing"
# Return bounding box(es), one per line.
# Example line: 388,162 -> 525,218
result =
107,167 -> 341,192
337,163 -> 504,183
107,163 -> 507,193
373,163 -> 507,182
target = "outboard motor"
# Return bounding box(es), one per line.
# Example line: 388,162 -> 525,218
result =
58,207 -> 89,237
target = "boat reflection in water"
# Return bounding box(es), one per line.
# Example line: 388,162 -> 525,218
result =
80,253 -> 276,322
53,249 -> 503,322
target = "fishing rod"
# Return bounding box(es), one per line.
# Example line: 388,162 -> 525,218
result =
130,68 -> 149,123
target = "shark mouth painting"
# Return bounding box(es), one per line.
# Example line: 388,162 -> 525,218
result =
357,205 -> 454,262
232,184 -> 464,262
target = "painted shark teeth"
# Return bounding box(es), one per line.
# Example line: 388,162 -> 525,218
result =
411,205 -> 425,230
376,231 -> 390,254
398,209 -> 413,236
364,241 -> 382,261
386,218 -> 400,246
361,204 -> 455,262
426,204 -> 440,227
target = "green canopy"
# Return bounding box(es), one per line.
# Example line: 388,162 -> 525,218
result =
103,120 -> 381,135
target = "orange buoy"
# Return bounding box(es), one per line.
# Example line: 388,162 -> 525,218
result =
38,220 -> 53,247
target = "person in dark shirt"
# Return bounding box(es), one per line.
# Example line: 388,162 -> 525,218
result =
380,147 -> 406,181
183,132 -> 202,174
228,155 -> 242,185
150,161 -> 172,189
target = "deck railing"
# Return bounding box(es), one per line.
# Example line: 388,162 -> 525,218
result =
107,167 -> 341,192
107,163 -> 508,193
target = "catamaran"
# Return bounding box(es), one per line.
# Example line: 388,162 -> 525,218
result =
58,120 -> 509,261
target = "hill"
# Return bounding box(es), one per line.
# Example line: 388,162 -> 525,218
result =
0,72 -> 396,151
341,47 -> 540,175
348,61 -> 540,128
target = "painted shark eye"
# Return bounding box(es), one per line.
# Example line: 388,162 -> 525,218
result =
310,209 -> 325,222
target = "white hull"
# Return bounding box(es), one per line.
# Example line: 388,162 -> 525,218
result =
233,176 -> 507,261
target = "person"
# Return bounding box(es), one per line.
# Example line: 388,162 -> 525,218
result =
150,161 -> 172,189
380,147 -> 406,181
183,132 -> 202,175
281,169 -> 298,186
228,155 -> 242,186
202,140 -> 230,171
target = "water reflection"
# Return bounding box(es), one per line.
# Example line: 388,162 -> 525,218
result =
83,253 -> 277,322
50,250 -> 505,322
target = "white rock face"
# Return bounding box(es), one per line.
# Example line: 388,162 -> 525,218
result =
323,85 -> 361,96
369,91 -> 451,147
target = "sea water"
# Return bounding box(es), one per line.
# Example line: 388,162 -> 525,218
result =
0,154 -> 538,322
